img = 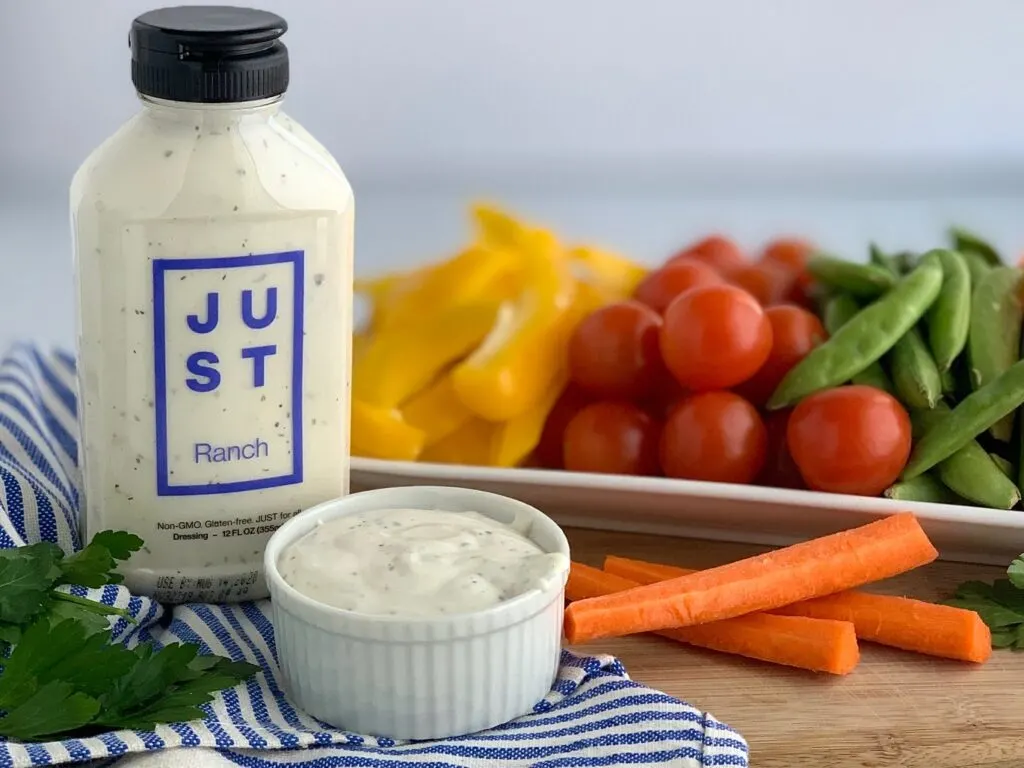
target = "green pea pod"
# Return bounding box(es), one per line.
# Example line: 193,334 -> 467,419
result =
943,354 -> 974,404
989,452 -> 1015,481
821,294 -> 893,393
911,406 -> 1020,509
806,255 -> 898,299
967,266 -> 1024,442
884,474 -> 962,504
869,243 -> 900,276
925,249 -> 971,372
902,358 -> 1024,479
940,366 -> 957,396
888,328 -> 943,410
768,256 -> 943,410
961,248 -> 992,286
951,226 -> 1003,266
894,252 -> 918,275
1019,408 -> 1024,501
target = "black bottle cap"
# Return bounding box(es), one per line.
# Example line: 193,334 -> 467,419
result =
130,6 -> 289,104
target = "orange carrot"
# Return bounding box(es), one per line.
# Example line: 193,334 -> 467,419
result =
563,512 -> 938,644
567,562 -> 860,674
604,555 -> 991,664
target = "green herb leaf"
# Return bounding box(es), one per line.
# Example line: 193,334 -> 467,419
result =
992,628 -> 1017,648
98,659 -> 259,731
0,530 -> 258,741
0,681 -> 100,741
0,619 -> 92,708
1008,557 -> 1024,590
0,543 -> 63,626
58,531 -> 142,588
89,531 -> 144,562
0,622 -> 22,646
946,597 -> 1024,629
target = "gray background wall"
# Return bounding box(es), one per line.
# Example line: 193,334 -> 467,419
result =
3,0 -> 1024,351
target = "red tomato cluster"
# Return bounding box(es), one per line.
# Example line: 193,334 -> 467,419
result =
539,234 -> 913,497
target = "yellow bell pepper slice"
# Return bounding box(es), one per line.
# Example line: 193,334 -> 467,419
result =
568,245 -> 648,298
420,418 -> 498,465
354,271 -> 409,332
354,271 -> 406,303
400,374 -> 473,447
488,370 -> 569,468
352,330 -> 372,365
353,301 -> 500,409
351,399 -> 426,462
450,229 -> 578,421
372,246 -> 519,332
470,202 -> 534,250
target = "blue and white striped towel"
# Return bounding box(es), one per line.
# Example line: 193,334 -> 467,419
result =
0,343 -> 749,768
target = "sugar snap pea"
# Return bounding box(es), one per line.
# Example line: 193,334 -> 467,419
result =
768,256 -> 943,409
821,294 -> 893,393
888,328 -> 943,410
1019,408 -> 1024,500
869,243 -> 900,276
884,474 -> 963,504
940,366 -> 957,396
925,249 -> 971,372
967,266 -> 1024,442
951,226 -> 1003,266
902,358 -> 1024,479
894,251 -> 918,275
807,255 -> 898,299
943,354 -> 974,404
961,248 -> 992,286
911,405 -> 1020,509
989,452 -> 1015,481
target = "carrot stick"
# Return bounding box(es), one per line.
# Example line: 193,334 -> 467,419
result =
604,555 -> 990,664
567,562 -> 860,674
563,512 -> 938,644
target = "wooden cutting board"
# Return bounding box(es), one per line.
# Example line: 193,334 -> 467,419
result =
567,527 -> 1024,768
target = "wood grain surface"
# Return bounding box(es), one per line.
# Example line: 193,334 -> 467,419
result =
565,526 -> 1024,768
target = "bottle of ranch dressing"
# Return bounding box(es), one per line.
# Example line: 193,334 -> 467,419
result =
71,6 -> 353,603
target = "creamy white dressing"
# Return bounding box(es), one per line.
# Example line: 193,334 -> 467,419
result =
72,94 -> 354,602
279,508 -> 568,617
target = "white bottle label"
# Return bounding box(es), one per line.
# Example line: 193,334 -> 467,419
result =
152,250 -> 305,496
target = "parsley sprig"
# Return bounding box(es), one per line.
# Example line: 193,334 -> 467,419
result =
949,555 -> 1024,650
0,531 -> 259,741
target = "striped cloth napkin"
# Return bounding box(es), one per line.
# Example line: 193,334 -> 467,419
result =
0,343 -> 749,768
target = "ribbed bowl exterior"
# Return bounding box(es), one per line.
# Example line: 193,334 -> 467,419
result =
265,486 -> 570,740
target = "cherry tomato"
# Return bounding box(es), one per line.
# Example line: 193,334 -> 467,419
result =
660,284 -> 773,391
632,260 -> 724,314
734,305 -> 827,407
787,385 -> 912,496
727,262 -> 796,306
761,237 -> 814,274
567,301 -> 668,399
563,401 -> 661,476
668,235 -> 745,274
533,385 -> 591,469
660,391 -> 766,484
757,408 -> 805,489
640,375 -> 687,420
785,271 -> 819,312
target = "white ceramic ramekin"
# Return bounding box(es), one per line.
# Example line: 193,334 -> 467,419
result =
264,485 -> 571,740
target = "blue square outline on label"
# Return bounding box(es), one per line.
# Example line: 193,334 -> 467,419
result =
152,250 -> 304,496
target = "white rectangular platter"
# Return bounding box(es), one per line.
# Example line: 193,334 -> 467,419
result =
351,458 -> 1024,566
